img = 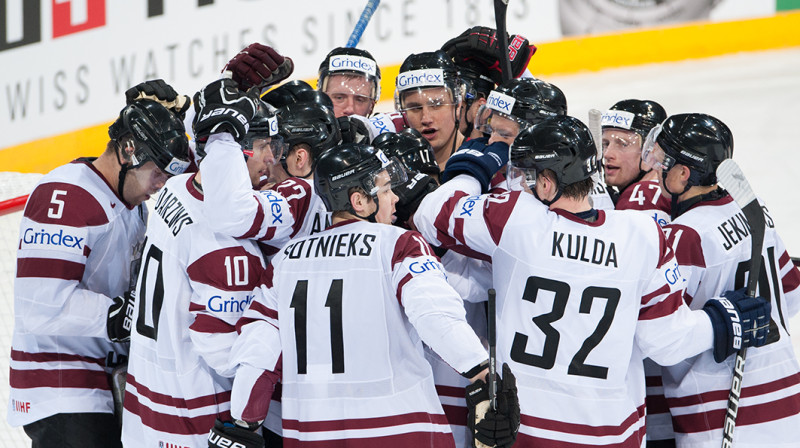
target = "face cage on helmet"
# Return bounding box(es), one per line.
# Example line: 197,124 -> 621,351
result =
641,125 -> 677,172
395,87 -> 459,115
474,106 -> 530,141
242,134 -> 287,161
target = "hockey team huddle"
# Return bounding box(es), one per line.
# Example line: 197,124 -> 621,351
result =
8,24 -> 800,448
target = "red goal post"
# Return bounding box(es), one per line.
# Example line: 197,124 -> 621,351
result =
0,195 -> 27,216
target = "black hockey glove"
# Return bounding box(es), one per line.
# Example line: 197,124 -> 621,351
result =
441,137 -> 509,192
193,79 -> 258,143
223,43 -> 294,94
125,79 -> 191,119
338,115 -> 371,144
394,172 -> 439,227
704,288 -> 771,363
442,26 -> 536,84
107,291 -> 136,343
466,363 -> 520,448
208,419 -> 264,448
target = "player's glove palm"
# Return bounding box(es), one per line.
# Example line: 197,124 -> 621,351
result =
125,79 -> 191,119
441,137 -> 509,192
442,26 -> 536,84
107,291 -> 135,343
223,43 -> 294,94
208,419 -> 264,448
466,363 -> 520,448
704,288 -> 771,362
192,79 -> 257,142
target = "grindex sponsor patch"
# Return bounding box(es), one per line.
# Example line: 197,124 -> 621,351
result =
20,223 -> 88,256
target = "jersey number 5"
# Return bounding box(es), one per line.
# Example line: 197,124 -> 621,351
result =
511,276 -> 620,379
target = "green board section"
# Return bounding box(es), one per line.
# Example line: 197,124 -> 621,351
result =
777,0 -> 800,11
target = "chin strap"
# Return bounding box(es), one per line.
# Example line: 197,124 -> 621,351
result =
114,143 -> 133,207
534,186 -> 562,207
662,167 -> 697,220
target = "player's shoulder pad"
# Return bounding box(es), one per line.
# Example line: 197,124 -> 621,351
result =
25,180 -> 109,227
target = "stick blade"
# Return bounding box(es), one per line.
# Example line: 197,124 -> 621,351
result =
716,159 -> 756,208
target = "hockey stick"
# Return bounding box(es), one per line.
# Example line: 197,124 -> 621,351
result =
715,159 -> 766,448
345,0 -> 381,48
487,288 -> 497,410
588,108 -> 604,180
493,0 -> 512,84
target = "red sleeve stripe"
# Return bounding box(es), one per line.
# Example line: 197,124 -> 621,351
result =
516,430 -> 643,448
667,224 -> 706,268
10,367 -> 111,390
639,290 -> 683,321
779,250 -> 791,268
17,257 -> 84,281
448,245 -> 492,263
672,391 -> 800,434
238,195 -> 266,239
241,365 -> 281,423
189,314 -> 236,334
257,225 -> 277,242
435,385 -> 466,399
248,300 -> 278,320
641,284 -> 670,305
646,394 -> 670,414
395,273 -> 413,305
282,411 -> 450,432
10,349 -> 105,366
186,248 -> 263,291
519,404 -> 645,437
441,404 -> 468,427
782,269 -> 800,293
189,302 -> 204,312
433,191 -> 469,249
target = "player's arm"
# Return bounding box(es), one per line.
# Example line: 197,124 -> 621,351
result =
772,234 -> 800,319
187,246 -> 265,377
227,265 -> 282,426
15,182 -> 127,340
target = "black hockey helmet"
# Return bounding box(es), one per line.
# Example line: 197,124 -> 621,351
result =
395,50 -> 463,111
318,47 -> 381,103
509,115 -> 598,191
242,100 -> 285,158
642,113 -> 733,186
263,80 -> 335,111
476,78 -> 567,138
371,128 -> 439,176
452,59 -> 495,105
276,102 -> 342,162
602,99 -> 667,140
314,143 -> 408,214
108,98 -> 190,176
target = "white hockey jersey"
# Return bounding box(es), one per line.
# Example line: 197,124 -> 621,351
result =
414,175 -> 719,447
228,219 -> 489,447
199,134 -> 330,257
662,194 -> 800,448
9,159 -> 139,426
121,174 -> 266,448
613,178 -> 674,442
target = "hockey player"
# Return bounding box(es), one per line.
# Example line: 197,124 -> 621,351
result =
602,99 -> 670,225
642,113 -> 800,447
412,114 -> 772,447
210,143 -> 520,448
120,98 -> 283,448
8,93 -> 190,447
317,46 -> 381,118
395,50 -> 467,171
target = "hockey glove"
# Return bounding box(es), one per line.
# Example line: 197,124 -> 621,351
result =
208,419 -> 264,448
441,137 -> 509,192
107,291 -> 136,343
223,43 -> 294,94
441,26 -> 536,84
125,79 -> 191,119
193,79 -> 258,143
338,115 -> 371,144
466,363 -> 520,448
704,288 -> 771,363
394,172 -> 439,227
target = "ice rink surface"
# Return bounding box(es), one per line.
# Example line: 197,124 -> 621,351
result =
0,47 -> 798,446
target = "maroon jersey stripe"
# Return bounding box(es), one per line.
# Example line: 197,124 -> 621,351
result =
10,367 -> 111,390
672,391 -> 800,434
639,290 -> 682,321
10,349 -> 106,366
123,389 -> 230,435
520,403 -> 645,437
24,182 -> 109,226
17,257 -> 84,280
187,247 -> 263,291
282,411 -> 450,432
126,373 -> 231,410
